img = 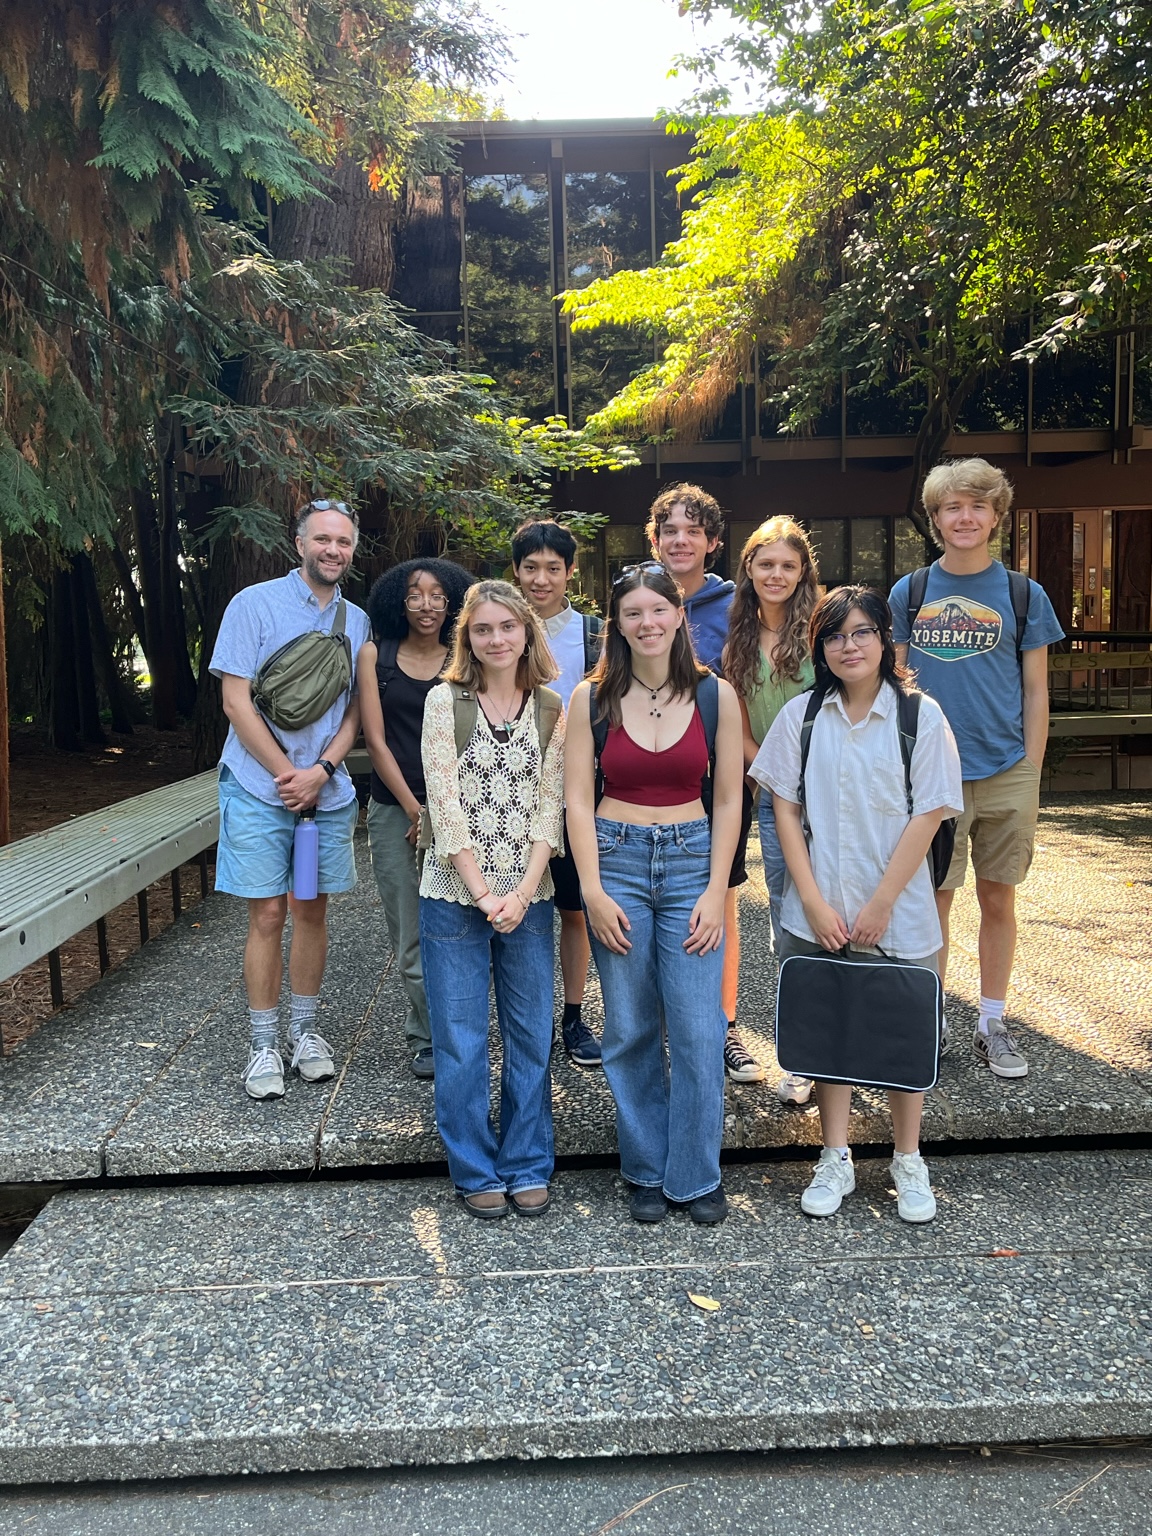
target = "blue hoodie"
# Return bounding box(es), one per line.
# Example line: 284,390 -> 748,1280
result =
684,572 -> 736,673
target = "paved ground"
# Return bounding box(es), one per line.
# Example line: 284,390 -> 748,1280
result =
5,1442 -> 1152,1536
1,1151 -> 1148,1483
0,794 -> 1149,1184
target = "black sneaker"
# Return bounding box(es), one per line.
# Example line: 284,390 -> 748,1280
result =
629,1185 -> 669,1223
689,1186 -> 729,1225
411,1048 -> 435,1080
724,1030 -> 765,1083
562,1015 -> 603,1068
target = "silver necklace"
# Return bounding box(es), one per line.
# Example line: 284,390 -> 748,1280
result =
483,689 -> 521,732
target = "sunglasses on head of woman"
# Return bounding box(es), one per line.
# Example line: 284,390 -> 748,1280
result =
612,561 -> 666,586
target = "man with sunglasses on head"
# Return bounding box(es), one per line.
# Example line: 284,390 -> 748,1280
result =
210,499 -> 371,1100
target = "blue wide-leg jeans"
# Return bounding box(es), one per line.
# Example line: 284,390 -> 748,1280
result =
589,818 -> 726,1203
420,896 -> 555,1195
757,792 -> 787,951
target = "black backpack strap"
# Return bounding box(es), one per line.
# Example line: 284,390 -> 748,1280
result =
906,564 -> 933,631
895,688 -> 921,816
589,681 -> 609,803
1007,568 -> 1031,668
582,612 -> 603,673
797,686 -> 825,837
374,636 -> 401,694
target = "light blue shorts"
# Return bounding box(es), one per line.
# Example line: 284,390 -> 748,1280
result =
215,766 -> 359,899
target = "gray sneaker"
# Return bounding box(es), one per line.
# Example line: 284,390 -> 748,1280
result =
290,1032 -> 335,1083
973,1023 -> 1028,1079
242,1046 -> 284,1100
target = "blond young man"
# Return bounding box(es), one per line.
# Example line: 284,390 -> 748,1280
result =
890,460 -> 1063,1078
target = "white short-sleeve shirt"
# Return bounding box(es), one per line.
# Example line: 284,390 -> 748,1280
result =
749,683 -> 964,959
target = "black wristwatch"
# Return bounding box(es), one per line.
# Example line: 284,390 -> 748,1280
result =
317,759 -> 336,778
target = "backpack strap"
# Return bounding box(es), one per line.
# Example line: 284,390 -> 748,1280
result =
797,686 -> 825,838
533,686 -> 562,758
447,682 -> 479,758
582,612 -> 604,673
906,563 -> 934,630
589,682 -> 609,802
895,689 -> 921,816
374,636 -> 401,693
1007,567 -> 1031,668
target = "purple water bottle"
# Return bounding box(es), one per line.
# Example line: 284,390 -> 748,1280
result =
293,810 -> 319,901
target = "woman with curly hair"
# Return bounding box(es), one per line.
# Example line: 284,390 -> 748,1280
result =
419,580 -> 564,1220
721,517 -> 820,1103
359,557 -> 475,1079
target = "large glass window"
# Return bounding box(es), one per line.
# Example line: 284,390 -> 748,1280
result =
893,517 -> 932,579
1032,335 -> 1113,430
565,171 -> 655,424
806,519 -> 848,588
465,174 -> 554,418
850,517 -> 889,587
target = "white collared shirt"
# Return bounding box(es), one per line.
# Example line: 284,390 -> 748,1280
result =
749,683 -> 963,959
542,600 -> 587,709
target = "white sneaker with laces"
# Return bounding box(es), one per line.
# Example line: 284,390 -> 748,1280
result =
242,1046 -> 284,1100
891,1152 -> 937,1223
776,1073 -> 814,1106
800,1148 -> 855,1217
290,1031 -> 335,1083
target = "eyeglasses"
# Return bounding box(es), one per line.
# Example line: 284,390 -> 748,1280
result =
613,561 -> 666,586
404,593 -> 449,612
309,499 -> 353,516
823,626 -> 881,651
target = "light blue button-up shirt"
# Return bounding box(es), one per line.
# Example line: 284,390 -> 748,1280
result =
210,569 -> 370,809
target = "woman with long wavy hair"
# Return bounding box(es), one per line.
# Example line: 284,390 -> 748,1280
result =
565,564 -> 743,1225
722,517 -> 820,1104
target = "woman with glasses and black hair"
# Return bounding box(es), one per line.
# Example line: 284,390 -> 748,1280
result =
359,558 -> 475,1079
749,585 -> 962,1223
565,563 -> 744,1225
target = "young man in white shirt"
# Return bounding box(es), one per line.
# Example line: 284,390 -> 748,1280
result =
512,519 -> 603,1067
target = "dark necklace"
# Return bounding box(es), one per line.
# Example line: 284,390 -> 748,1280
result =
638,675 -> 672,718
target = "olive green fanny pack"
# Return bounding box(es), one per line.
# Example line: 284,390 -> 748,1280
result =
250,599 -> 353,735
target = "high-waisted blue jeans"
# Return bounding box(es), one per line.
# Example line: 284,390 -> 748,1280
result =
420,896 -> 555,1195
589,817 -> 726,1203
757,791 -> 787,951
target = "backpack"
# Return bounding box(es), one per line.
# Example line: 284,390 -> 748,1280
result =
798,685 -> 957,890
251,599 -> 353,736
589,671 -> 720,817
906,562 -> 1031,669
417,682 -> 563,851
582,611 -> 604,673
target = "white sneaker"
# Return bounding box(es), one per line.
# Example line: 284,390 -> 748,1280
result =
800,1148 -> 855,1217
891,1152 -> 937,1223
776,1073 -> 814,1106
290,1032 -> 335,1083
242,1046 -> 284,1100
939,1013 -> 951,1057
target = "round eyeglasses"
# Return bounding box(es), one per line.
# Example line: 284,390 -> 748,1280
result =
823,626 -> 881,651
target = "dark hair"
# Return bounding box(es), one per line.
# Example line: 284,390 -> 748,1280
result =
645,482 -> 725,557
809,585 -> 912,699
590,565 -> 710,727
511,518 -> 578,569
366,558 -> 475,645
725,517 -> 820,700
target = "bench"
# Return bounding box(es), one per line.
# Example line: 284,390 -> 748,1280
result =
0,771 -> 219,1015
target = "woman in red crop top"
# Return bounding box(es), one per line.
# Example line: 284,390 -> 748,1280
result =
566,564 -> 742,1225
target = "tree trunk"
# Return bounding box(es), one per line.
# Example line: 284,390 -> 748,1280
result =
157,421 -> 199,716
0,543 -> 10,845
132,479 -> 184,729
47,569 -> 82,752
76,549 -> 135,735
70,558 -> 106,745
272,155 -> 397,289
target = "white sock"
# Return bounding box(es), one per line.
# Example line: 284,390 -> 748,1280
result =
978,996 -> 1006,1035
892,1149 -> 921,1163
826,1146 -> 851,1161
290,992 -> 319,1044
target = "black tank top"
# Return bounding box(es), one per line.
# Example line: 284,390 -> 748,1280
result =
369,647 -> 442,805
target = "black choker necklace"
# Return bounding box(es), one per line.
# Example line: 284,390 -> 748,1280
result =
639,676 -> 671,718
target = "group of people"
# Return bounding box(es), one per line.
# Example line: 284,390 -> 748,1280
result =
209,457 -> 1062,1226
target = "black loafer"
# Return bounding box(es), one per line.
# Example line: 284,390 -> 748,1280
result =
688,1186 -> 728,1225
628,1185 -> 669,1223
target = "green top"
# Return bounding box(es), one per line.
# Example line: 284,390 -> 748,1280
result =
745,650 -> 816,745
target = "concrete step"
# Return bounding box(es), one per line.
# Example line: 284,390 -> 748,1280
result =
0,1150 -> 1149,1483
1,795 -> 1150,1183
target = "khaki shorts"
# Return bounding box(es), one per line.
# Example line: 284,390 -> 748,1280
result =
942,756 -> 1041,890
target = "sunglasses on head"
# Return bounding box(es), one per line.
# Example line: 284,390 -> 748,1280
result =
612,560 -> 666,586
309,499 -> 353,516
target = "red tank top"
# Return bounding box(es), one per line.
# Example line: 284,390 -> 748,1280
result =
600,708 -> 709,807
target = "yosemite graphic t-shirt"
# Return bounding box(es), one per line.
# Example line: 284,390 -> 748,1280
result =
890,560 -> 1063,780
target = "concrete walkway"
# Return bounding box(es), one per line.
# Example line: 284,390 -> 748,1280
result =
0,794 -> 1149,1183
